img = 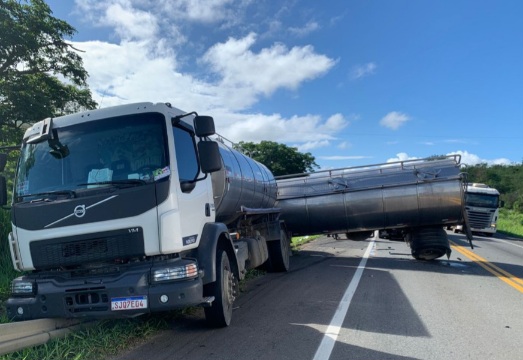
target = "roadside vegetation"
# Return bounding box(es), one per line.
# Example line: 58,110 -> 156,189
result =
0,316 -> 170,360
291,235 -> 321,250
0,209 -> 17,306
497,208 -> 523,237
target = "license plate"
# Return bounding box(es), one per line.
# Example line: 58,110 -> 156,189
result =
111,296 -> 148,311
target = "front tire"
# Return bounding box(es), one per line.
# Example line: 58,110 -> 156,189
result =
204,248 -> 237,327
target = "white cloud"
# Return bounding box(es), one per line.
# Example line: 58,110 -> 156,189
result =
202,33 -> 336,109
296,140 -> 330,152
386,152 -> 419,162
76,0 -> 238,26
380,111 -> 410,130
351,62 -> 376,79
166,0 -> 236,24
104,2 -> 159,41
73,40 -> 197,108
320,113 -> 346,132
447,150 -> 512,166
386,151 -> 512,166
338,141 -> 350,149
215,111 -> 348,144
289,21 -> 320,37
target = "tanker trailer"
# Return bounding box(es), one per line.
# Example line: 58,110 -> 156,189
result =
275,155 -> 468,260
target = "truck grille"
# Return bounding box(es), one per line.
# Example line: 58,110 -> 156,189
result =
30,228 -> 145,270
467,210 -> 494,230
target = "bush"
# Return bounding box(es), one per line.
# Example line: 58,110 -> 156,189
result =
1,209 -> 17,305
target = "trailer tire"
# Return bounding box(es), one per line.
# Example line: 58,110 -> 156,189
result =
267,230 -> 290,272
204,248 -> 237,327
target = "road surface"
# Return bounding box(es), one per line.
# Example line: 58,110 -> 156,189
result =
113,231 -> 523,360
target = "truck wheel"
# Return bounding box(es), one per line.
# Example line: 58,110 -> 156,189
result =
267,230 -> 290,272
204,248 -> 237,327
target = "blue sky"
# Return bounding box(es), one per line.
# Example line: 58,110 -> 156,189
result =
46,0 -> 522,169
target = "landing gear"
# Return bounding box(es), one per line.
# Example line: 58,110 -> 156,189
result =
204,248 -> 237,327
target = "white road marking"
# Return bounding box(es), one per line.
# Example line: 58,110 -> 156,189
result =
313,239 -> 375,360
491,237 -> 523,250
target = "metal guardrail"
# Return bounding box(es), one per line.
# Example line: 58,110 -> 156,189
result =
0,318 -> 92,356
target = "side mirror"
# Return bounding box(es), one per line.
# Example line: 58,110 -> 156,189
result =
0,153 -> 7,172
198,141 -> 222,173
194,116 -> 215,137
499,200 -> 504,208
0,176 -> 7,206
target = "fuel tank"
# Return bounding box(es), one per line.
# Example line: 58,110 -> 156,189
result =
211,141 -> 278,225
275,156 -> 465,236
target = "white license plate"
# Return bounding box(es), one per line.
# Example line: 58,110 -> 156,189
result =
111,296 -> 148,311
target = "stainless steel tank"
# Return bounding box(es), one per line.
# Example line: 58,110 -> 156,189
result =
211,141 -> 278,225
275,156 -> 465,236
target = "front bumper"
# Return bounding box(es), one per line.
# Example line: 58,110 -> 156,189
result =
6,261 -> 205,321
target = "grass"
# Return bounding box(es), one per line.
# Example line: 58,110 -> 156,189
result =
0,315 -> 171,360
291,235 -> 321,250
498,208 -> 523,238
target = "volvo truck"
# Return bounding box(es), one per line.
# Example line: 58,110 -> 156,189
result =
1,102 -> 290,325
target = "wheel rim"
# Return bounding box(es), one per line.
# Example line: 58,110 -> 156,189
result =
221,254 -> 236,317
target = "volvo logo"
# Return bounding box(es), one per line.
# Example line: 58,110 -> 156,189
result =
74,205 -> 86,218
44,195 -> 118,228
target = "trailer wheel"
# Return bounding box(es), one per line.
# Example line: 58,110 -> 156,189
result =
267,230 -> 290,272
204,248 -> 237,327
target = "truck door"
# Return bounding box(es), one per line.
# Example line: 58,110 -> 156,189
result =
172,125 -> 213,246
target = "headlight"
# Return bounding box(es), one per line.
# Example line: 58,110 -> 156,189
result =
11,279 -> 36,296
153,263 -> 198,282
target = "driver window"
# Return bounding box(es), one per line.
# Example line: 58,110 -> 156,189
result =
173,126 -> 199,182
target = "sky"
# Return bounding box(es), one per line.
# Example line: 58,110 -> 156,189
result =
45,0 -> 523,170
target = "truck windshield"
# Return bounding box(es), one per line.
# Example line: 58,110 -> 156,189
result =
465,193 -> 499,208
15,113 -> 169,202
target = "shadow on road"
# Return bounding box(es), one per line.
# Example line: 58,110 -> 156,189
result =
112,235 -> 522,360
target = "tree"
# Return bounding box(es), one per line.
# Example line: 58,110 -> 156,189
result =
235,141 -> 319,176
0,0 -> 97,147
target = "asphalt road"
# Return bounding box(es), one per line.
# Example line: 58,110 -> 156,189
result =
114,231 -> 523,360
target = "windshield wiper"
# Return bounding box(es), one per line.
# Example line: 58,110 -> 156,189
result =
18,190 -> 77,202
78,179 -> 147,188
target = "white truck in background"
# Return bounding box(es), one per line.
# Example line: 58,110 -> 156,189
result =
452,183 -> 501,236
